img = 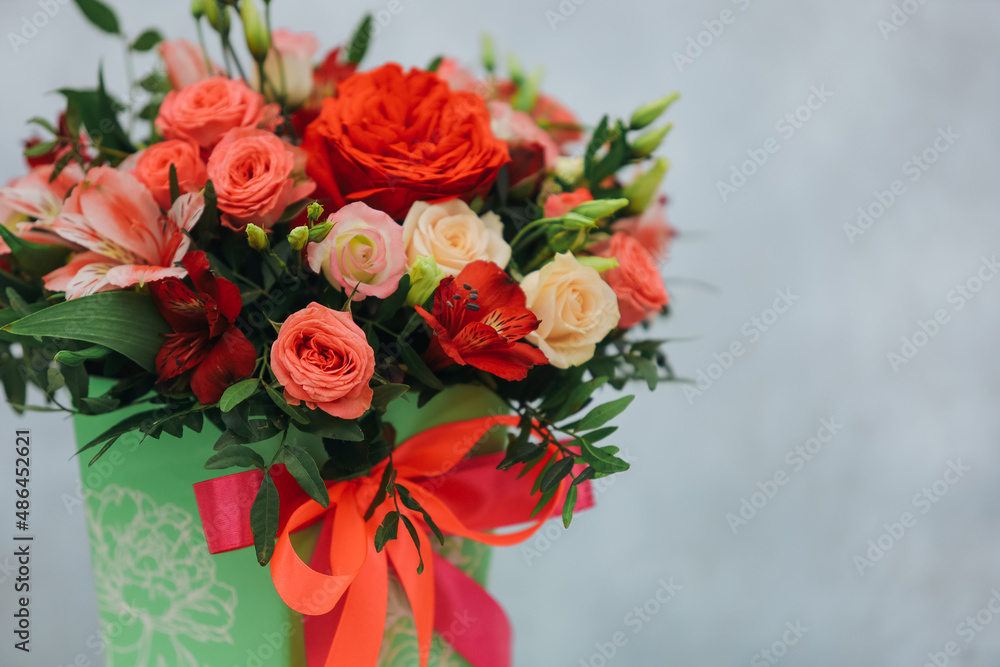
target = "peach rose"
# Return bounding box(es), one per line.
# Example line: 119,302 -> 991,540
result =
261,29 -> 319,107
156,76 -> 281,153
158,39 -> 222,90
544,188 -> 593,219
206,128 -> 315,231
402,199 -> 510,277
132,140 -> 208,210
307,202 -> 406,301
594,232 -> 669,328
270,302 -> 375,419
521,252 -> 620,368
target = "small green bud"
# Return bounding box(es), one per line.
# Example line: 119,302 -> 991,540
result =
507,53 -> 524,87
630,124 -> 673,158
240,0 -> 270,63
560,212 -> 598,230
308,221 -> 333,243
307,201 -> 325,223
204,0 -> 230,35
288,226 -> 309,251
571,198 -> 629,220
576,256 -> 619,273
629,93 -> 679,131
623,158 -> 669,214
406,256 -> 445,307
191,0 -> 205,20
481,33 -> 495,74
246,223 -> 269,251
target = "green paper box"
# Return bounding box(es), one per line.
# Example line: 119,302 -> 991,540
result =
74,384 -> 506,667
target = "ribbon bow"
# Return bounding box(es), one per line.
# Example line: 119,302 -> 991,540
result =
193,415 -> 593,667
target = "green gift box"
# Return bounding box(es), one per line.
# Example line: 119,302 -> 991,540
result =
74,383 -> 506,667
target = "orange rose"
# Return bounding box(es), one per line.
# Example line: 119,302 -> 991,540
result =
594,232 -> 669,328
270,302 -> 375,419
302,63 -> 509,220
156,76 -> 281,153
133,140 -> 208,210
206,128 -> 315,231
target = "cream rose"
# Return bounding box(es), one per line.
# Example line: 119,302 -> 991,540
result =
521,252 -> 620,368
401,199 -> 511,276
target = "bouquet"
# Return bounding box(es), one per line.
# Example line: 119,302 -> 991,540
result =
1,1 -> 682,665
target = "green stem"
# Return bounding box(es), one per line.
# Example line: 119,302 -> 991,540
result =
195,20 -> 214,73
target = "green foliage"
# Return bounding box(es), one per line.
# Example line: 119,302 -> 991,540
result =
73,0 -> 120,35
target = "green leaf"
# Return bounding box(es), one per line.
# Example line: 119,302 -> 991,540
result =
264,383 -> 309,425
75,409 -> 162,454
399,343 -> 443,391
0,225 -> 72,279
575,395 -> 635,431
347,14 -> 373,64
591,121 -> 629,185
539,456 -> 574,493
219,378 -> 259,412
530,486 -> 557,518
73,0 -> 121,34
562,484 -> 578,528
629,355 -> 658,390
572,426 -> 617,446
396,484 -> 444,545
579,438 -> 630,474
58,68 -> 135,157
213,429 -> 241,451
205,445 -> 265,470
280,445 -> 329,507
0,357 -> 27,412
294,413 -> 364,441
371,383 -> 410,412
374,510 -> 399,552
376,274 -> 410,321
398,514 -> 425,573
54,346 -> 110,367
427,55 -> 444,72
364,463 -> 395,521
79,396 -> 120,414
4,292 -> 169,372
251,471 -> 280,565
27,117 -> 58,134
24,140 -> 57,157
553,375 -> 608,422
584,115 -> 609,181
46,367 -> 65,394
168,163 -> 180,205
88,435 -> 122,466
130,29 -> 163,52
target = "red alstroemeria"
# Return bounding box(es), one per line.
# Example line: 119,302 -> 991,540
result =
416,261 -> 549,381
149,251 -> 257,404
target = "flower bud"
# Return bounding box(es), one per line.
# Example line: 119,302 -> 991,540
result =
560,212 -> 598,230
288,225 -> 309,251
629,93 -> 679,131
240,0 -> 270,63
481,33 -> 495,74
191,0 -> 205,20
554,156 -> 584,185
307,201 -> 325,223
405,256 -> 445,306
204,0 -> 230,35
576,255 -> 619,273
246,223 -> 269,250
631,124 -> 673,158
308,221 -> 333,243
624,158 -> 669,214
571,198 -> 629,220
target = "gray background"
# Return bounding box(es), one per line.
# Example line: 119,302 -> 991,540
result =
1,0 -> 999,665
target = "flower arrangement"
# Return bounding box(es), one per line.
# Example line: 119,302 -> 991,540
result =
1,1 -> 681,664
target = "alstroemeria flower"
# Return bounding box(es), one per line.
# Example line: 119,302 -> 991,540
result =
0,162 -> 85,255
415,260 -> 549,381
149,251 -> 257,405
44,167 -> 204,299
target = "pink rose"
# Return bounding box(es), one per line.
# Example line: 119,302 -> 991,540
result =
435,58 -> 482,93
544,188 -> 593,219
270,302 -> 375,419
158,39 -> 222,90
206,128 -> 315,231
156,76 -> 281,153
611,195 -> 675,262
307,202 -> 405,301
594,232 -> 669,328
133,140 -> 208,211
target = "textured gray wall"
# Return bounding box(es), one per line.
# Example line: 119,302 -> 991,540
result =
1,1 -> 999,665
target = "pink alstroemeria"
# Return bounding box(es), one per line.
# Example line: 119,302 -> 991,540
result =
44,167 -> 204,299
0,162 -> 85,254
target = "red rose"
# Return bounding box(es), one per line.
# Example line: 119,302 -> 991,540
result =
302,63 -> 510,220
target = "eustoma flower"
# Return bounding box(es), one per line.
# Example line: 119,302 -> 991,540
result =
306,202 -> 405,300
416,260 -> 548,381
206,128 -> 315,231
148,251 -> 256,404
44,167 -> 204,299
270,303 -> 375,419
302,63 -> 510,219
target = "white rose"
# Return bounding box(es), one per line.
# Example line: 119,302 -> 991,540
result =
401,199 -> 511,276
521,253 -> 620,368
258,30 -> 318,107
